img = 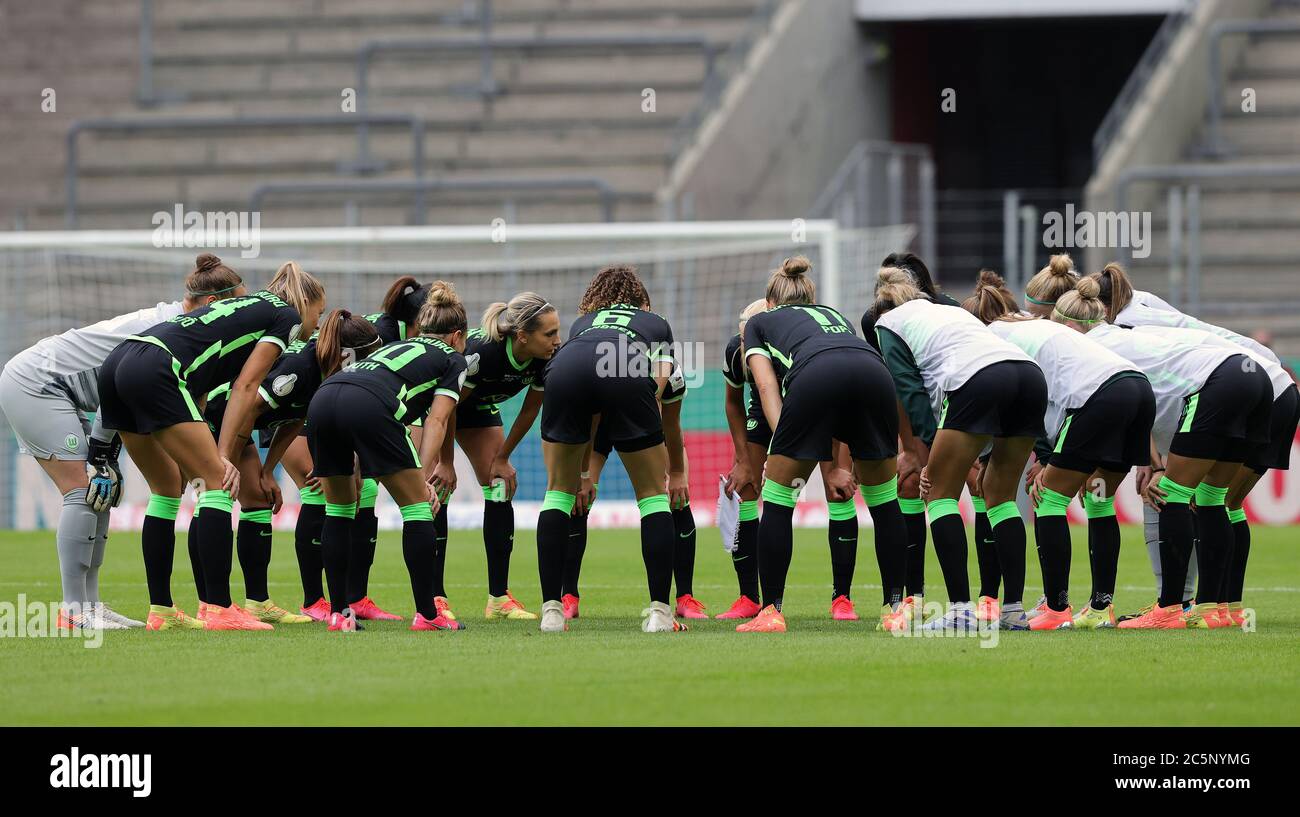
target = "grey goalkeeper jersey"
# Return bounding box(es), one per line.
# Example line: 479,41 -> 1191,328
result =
3,301 -> 185,411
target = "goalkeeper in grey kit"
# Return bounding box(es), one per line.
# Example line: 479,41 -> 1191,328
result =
0,255 -> 246,629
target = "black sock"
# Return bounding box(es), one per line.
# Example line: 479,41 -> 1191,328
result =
868,499 -> 908,606
236,508 -> 272,602
321,514 -> 354,615
1194,505 -> 1232,604
295,504 -> 326,607
432,504 -> 448,599
1227,517 -> 1250,604
537,508 -> 570,602
347,506 -> 379,604
1033,514 -> 1071,611
672,505 -> 697,598
402,519 -> 437,620
734,516 -> 760,601
561,511 -> 587,598
641,506 -> 675,605
1087,515 -> 1121,609
758,502 -> 795,610
902,509 -> 926,597
483,500 -> 514,597
929,514 -> 971,604
143,514 -> 177,607
992,515 -> 1026,607
197,505 -> 234,608
828,515 -> 857,599
974,511 -> 1001,599
1158,502 -> 1194,607
186,511 -> 205,604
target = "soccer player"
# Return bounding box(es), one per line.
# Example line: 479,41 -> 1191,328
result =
874,267 -> 1048,631
963,277 -> 1156,629
96,257 -> 324,630
440,292 -> 560,621
737,257 -> 907,633
1129,324 -> 1295,627
305,282 -> 468,632
1089,262 -> 1283,613
723,300 -> 869,622
0,255 -> 245,629
563,356 -> 696,620
1050,280 -> 1274,629
859,253 -> 973,622
194,309 -> 381,624
535,264 -> 685,633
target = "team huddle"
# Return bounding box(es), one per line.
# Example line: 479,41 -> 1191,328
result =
1,247 -> 1294,635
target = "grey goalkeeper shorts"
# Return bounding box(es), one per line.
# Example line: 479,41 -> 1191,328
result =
0,364 -> 91,461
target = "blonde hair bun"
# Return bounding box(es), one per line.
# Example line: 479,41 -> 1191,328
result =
782,256 -> 810,277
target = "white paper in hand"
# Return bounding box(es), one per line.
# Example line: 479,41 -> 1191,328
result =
717,474 -> 740,553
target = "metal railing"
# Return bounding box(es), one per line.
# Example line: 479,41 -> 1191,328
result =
249,177 -> 620,225
1204,18 -> 1300,156
65,114 -> 426,228
1115,160 -> 1300,313
1092,3 -> 1192,165
353,33 -> 720,167
668,0 -> 780,162
810,140 -> 936,269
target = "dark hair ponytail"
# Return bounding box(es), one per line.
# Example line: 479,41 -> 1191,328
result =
881,251 -> 939,298
381,276 -> 431,324
316,308 -> 381,378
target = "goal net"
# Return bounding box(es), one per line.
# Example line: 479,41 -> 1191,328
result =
0,220 -> 917,530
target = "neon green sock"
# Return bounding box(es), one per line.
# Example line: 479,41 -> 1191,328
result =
761,481 -> 800,508
637,494 -> 670,517
145,494 -> 181,521
1158,476 -> 1195,505
238,508 -> 273,524
1227,507 -> 1247,524
859,477 -> 898,508
827,499 -> 857,520
399,502 -> 433,522
1194,482 -> 1227,507
987,500 -> 1021,527
541,490 -> 575,515
738,499 -> 759,522
196,489 -> 233,514
971,497 -> 987,513
898,497 -> 925,514
325,501 -> 357,519
358,478 -> 379,509
927,497 -> 960,521
299,484 -> 326,506
1083,493 -> 1116,519
1033,487 -> 1071,518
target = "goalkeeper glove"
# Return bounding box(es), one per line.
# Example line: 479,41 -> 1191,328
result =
85,436 -> 124,512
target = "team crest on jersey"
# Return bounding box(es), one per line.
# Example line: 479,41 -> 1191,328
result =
64,434 -> 79,451
288,323 -> 302,342
272,373 -> 297,396
465,352 -> 481,376
457,369 -> 468,390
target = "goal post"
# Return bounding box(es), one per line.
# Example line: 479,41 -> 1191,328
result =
0,220 -> 917,530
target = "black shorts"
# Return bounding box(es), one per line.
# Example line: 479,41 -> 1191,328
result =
940,360 -> 1047,439
305,381 -> 421,478
456,397 -> 503,429
1170,355 -> 1273,463
745,398 -> 772,447
540,339 -> 663,453
97,340 -> 204,435
1049,372 -> 1156,474
768,349 -> 898,461
1247,384 -> 1299,474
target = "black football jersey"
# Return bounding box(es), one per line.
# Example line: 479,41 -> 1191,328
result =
204,338 -> 322,434
462,328 -> 548,406
136,289 -> 301,394
742,303 -> 872,382
330,336 -> 467,425
364,311 -> 409,346
566,304 -> 675,364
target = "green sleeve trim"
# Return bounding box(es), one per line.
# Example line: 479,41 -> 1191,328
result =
744,347 -> 771,361
258,335 -> 287,351
435,388 -> 460,401
877,327 -> 935,445
257,385 -> 279,409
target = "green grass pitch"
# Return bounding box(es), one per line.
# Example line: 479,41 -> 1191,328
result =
0,524 -> 1296,726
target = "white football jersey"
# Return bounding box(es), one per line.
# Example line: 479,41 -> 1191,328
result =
987,318 -> 1139,438
1134,325 -> 1292,400
1115,302 -> 1279,365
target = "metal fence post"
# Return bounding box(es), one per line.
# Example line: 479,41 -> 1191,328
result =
1186,184 -> 1201,314
1003,190 -> 1020,291
919,155 -> 936,269
1168,185 -> 1184,309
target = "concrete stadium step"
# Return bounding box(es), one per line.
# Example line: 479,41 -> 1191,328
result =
1217,114 -> 1300,152
1149,225 -> 1300,256
1220,75 -> 1300,108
